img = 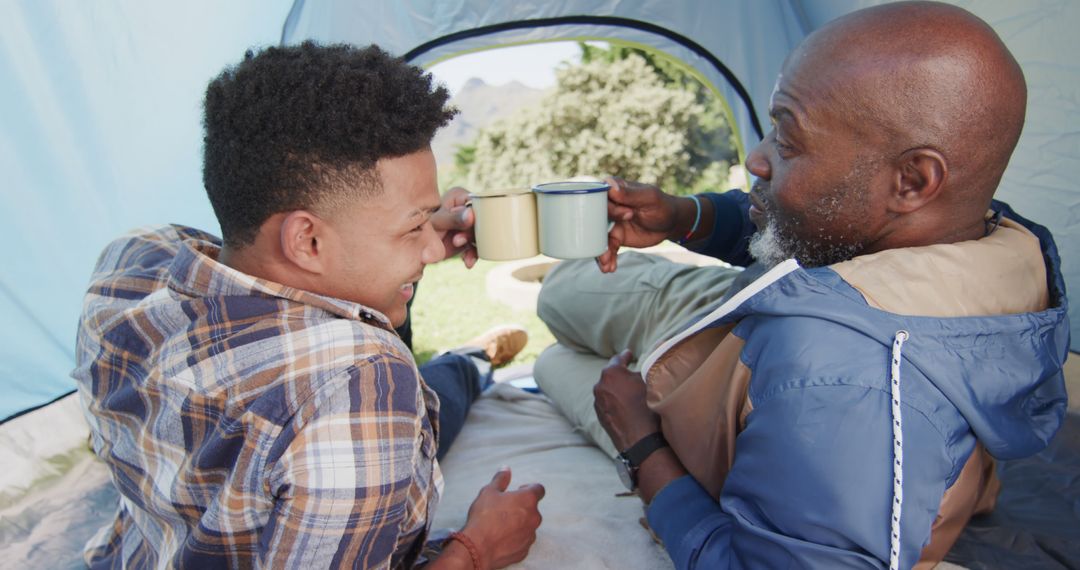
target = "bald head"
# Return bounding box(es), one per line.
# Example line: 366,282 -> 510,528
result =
745,2 -> 1029,267
798,1 -> 1026,211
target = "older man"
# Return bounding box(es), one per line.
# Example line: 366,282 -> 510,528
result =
535,2 -> 1069,568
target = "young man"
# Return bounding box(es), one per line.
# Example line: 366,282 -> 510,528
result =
73,42 -> 543,569
535,2 -> 1069,568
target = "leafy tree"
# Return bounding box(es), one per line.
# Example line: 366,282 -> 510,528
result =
581,44 -> 739,192
454,43 -> 737,195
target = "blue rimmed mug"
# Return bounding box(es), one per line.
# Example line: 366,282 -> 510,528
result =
532,181 -> 611,259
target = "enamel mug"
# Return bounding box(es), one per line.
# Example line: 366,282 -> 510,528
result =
532,181 -> 611,259
469,189 -> 540,261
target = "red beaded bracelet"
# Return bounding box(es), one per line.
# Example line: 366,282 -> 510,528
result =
448,530 -> 482,570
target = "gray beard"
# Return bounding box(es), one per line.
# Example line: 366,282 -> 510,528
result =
747,219 -> 790,268
748,212 -> 866,268
748,160 -> 875,268
747,187 -> 872,268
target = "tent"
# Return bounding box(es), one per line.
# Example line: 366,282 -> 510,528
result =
1,1 -> 1077,567
2,0 -> 1077,423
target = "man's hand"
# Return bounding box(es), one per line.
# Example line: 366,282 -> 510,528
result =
593,350 -> 661,452
455,468 -> 545,569
595,350 -> 688,503
597,177 -> 683,273
431,187 -> 478,269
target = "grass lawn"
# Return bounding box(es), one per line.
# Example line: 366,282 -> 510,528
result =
410,258 -> 556,367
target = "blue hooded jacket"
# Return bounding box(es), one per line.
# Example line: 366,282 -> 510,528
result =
644,193 -> 1069,569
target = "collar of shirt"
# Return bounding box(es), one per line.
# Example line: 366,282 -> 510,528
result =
166,236 -> 395,330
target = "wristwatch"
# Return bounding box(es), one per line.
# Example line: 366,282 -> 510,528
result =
616,432 -> 669,491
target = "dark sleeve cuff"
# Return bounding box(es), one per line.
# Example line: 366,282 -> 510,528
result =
690,191 -> 756,267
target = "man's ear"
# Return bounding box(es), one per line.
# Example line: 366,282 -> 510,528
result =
889,148 -> 947,214
279,210 -> 327,274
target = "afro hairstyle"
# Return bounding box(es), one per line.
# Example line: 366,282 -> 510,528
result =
202,41 -> 457,247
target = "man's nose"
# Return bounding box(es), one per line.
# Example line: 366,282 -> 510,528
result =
745,139 -> 772,180
420,225 -> 445,265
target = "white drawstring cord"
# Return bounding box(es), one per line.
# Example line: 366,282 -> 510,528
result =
889,330 -> 909,570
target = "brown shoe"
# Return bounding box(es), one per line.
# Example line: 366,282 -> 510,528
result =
462,325 -> 529,367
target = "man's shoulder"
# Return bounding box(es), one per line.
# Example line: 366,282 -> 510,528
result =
95,224 -> 220,267
76,225 -> 221,347
86,224 -> 220,292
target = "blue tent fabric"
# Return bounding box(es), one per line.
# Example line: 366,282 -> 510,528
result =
945,412 -> 1080,568
1,0 -> 1077,423
0,1 -> 293,420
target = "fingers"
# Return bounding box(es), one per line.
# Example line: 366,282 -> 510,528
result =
464,470 -> 544,568
607,177 -> 637,221
485,465 -> 545,501
489,467 -> 512,492
458,203 -> 475,227
607,177 -> 659,206
433,186 -> 475,234
595,224 -> 624,273
607,348 -> 634,368
488,468 -> 546,500
442,186 -> 471,209
431,204 -> 473,232
445,227 -> 478,269
517,482 -> 546,502
608,201 -> 635,222
606,177 -> 642,206
438,202 -> 476,264
596,250 -> 617,274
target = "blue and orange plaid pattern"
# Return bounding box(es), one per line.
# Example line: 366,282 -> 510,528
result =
72,225 -> 442,569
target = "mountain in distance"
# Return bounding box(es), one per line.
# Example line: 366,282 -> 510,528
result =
431,77 -> 547,167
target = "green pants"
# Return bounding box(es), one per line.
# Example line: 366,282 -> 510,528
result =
534,251 -> 748,457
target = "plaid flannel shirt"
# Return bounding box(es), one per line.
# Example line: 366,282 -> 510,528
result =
72,225 -> 443,569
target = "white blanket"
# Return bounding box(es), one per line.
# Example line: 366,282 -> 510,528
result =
432,382 -> 673,569
0,384 -> 673,569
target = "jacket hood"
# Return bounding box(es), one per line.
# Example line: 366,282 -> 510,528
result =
646,200 -> 1069,460
778,201 -> 1068,459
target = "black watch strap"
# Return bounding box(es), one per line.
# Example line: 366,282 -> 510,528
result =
620,432 -> 669,468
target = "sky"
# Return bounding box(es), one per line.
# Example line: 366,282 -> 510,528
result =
426,41 -> 588,95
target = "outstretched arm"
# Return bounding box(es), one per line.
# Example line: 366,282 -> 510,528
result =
596,178 -> 756,273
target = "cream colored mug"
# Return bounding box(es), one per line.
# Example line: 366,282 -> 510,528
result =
532,181 -> 612,259
469,189 -> 540,261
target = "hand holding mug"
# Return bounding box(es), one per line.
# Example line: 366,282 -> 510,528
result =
432,187 -> 479,268
597,178 -> 682,273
